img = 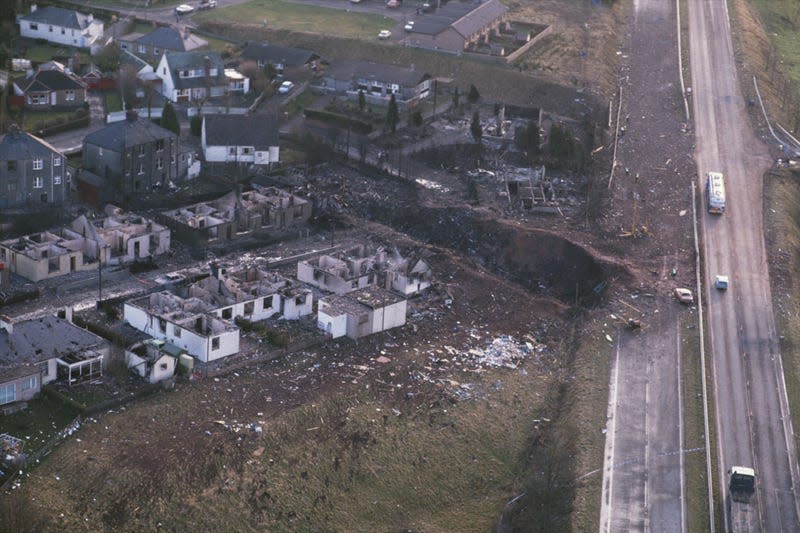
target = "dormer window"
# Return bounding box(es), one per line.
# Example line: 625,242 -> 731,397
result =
210,68 -> 218,76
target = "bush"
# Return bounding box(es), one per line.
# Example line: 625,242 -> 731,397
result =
190,113 -> 202,137
304,108 -> 373,134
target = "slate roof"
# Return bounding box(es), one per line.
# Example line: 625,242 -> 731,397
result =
0,315 -> 106,373
16,68 -> 86,93
204,114 -> 279,149
0,126 -> 61,161
120,49 -> 151,73
18,6 -> 98,31
240,43 -> 318,68
410,0 -> 506,37
163,51 -> 227,89
325,60 -> 430,87
136,27 -> 207,52
83,116 -> 177,153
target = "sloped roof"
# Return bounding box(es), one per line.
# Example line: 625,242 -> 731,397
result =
0,315 -> 106,371
83,116 -> 177,153
241,43 -> 318,68
0,126 -> 61,161
17,68 -> 86,93
137,27 -> 207,52
163,51 -> 227,89
325,60 -> 430,87
451,0 -> 507,38
19,6 -> 99,31
120,49 -> 151,73
204,114 -> 279,149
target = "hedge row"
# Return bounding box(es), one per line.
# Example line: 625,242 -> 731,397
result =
37,115 -> 90,137
304,108 -> 373,134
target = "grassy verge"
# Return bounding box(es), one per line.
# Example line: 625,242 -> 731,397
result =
194,0 -> 394,39
681,311 -> 717,533
103,90 -> 123,113
21,110 -> 75,131
0,394 -> 81,458
568,317 -> 611,531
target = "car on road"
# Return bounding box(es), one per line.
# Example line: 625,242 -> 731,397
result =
198,0 -> 217,10
715,275 -> 729,290
404,21 -> 415,31
175,4 -> 195,15
277,81 -> 294,94
378,29 -> 392,39
674,287 -> 694,304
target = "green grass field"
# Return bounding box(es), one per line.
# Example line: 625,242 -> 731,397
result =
194,0 -> 394,39
750,1 -> 800,95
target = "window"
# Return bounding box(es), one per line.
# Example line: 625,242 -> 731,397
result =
38,362 -> 49,378
263,297 -> 271,308
65,90 -> 75,101
22,376 -> 36,391
210,68 -> 218,76
54,175 -> 61,185
7,161 -> 16,172
174,326 -> 181,338
221,308 -> 233,320
241,147 -> 252,155
32,159 -> 43,170
244,302 -> 254,315
154,48 -> 160,56
29,23 -> 38,30
0,383 -> 15,405
211,337 -> 220,350
121,43 -> 128,50
98,147 -> 103,156
138,163 -> 144,175
54,156 -> 61,167
159,362 -> 168,370
156,157 -> 163,170
139,44 -> 147,54
162,67 -> 166,75
229,147 -> 236,156
8,181 -> 16,191
33,177 -> 43,189
139,145 -> 146,156
61,27 -> 65,35
181,70 -> 189,78
158,318 -> 167,331
155,139 -> 164,151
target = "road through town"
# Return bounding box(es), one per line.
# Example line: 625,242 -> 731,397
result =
688,0 -> 800,530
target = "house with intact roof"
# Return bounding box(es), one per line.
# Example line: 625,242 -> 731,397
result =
239,43 -> 319,77
119,26 -> 208,62
156,51 -> 250,103
317,61 -> 432,108
82,111 -> 190,202
0,125 -> 69,208
201,114 -> 280,167
12,61 -> 87,110
0,314 -> 110,407
17,5 -> 104,48
404,0 -> 507,54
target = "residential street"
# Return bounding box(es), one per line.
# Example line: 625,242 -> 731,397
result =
44,91 -> 104,154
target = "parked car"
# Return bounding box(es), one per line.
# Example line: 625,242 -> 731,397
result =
674,287 -> 694,304
175,4 -> 195,14
404,21 -> 415,32
378,29 -> 392,39
386,0 -> 400,8
277,81 -> 294,94
715,275 -> 729,290
198,0 -> 217,10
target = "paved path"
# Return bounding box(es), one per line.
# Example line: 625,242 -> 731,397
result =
44,91 -> 105,154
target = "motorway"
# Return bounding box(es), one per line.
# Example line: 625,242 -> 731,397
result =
688,0 -> 800,530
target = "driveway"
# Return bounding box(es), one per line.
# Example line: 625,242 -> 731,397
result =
44,91 -> 105,155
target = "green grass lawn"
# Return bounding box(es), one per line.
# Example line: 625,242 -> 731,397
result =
750,1 -> 800,95
21,111 -> 75,132
194,0 -> 394,39
103,90 -> 123,113
22,44 -> 73,64
0,394 -> 81,459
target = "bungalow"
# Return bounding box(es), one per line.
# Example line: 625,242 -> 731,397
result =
317,60 -> 431,108
119,26 -> 208,61
17,5 -> 104,48
156,51 -> 249,103
239,43 -> 319,76
317,286 -> 407,339
297,245 -> 387,295
13,61 -> 87,110
124,291 -> 240,363
0,314 -> 110,407
201,114 -> 280,167
404,0 -> 508,54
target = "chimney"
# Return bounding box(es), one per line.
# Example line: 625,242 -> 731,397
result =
30,4 -> 38,13
126,109 -> 139,122
0,315 -> 13,335
63,306 -> 74,324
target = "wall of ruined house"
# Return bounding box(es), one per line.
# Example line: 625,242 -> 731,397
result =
212,293 -> 281,323
125,350 -> 175,384
317,304 -> 348,339
0,244 -> 96,282
155,212 -> 236,247
281,291 -> 312,320
297,259 -> 374,295
367,299 -> 407,337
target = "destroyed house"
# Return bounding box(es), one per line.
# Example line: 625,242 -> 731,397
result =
0,314 -> 109,404
189,263 -> 312,323
157,186 -> 310,247
124,291 -> 240,363
297,245 -> 388,295
387,256 -> 432,296
317,286 -> 407,339
0,208 -> 169,282
125,339 -> 183,383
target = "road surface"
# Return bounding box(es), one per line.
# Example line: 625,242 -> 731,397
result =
688,0 -> 800,530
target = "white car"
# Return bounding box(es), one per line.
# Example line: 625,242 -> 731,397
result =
674,287 -> 694,304
175,4 -> 195,15
378,30 -> 392,40
715,275 -> 729,290
277,81 -> 294,94
404,21 -> 415,32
